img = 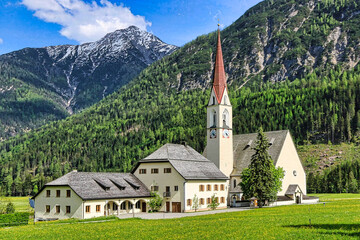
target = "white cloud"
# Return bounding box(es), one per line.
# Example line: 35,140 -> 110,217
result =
0,38 -> 3,44
21,0 -> 151,43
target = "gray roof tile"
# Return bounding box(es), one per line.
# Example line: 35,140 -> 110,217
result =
232,130 -> 288,176
139,143 -> 228,180
45,172 -> 150,200
143,143 -> 209,162
285,184 -> 301,195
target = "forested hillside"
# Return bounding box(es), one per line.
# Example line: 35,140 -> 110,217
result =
1,0 -> 360,195
1,65 -> 360,195
299,143 -> 360,193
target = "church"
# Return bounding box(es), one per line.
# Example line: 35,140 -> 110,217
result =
33,28 -> 317,221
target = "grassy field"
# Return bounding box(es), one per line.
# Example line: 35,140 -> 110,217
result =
309,193 -> 360,202
1,197 -> 33,213
0,194 -> 359,239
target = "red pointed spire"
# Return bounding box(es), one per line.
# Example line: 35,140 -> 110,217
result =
212,28 -> 227,104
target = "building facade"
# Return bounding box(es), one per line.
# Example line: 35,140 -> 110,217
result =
132,143 -> 228,212
33,172 -> 150,220
33,26 -> 316,221
204,28 -> 311,206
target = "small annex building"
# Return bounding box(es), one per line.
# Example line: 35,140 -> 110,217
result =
33,172 -> 150,220
132,143 -> 228,212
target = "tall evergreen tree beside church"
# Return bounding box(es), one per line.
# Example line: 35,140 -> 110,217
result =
240,128 -> 284,207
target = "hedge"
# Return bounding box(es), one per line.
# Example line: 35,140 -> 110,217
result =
0,212 -> 30,227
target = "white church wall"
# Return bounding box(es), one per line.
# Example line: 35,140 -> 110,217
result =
275,132 -> 307,195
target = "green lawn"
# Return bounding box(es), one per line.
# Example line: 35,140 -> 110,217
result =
0,194 -> 359,239
1,197 -> 33,213
309,193 -> 360,202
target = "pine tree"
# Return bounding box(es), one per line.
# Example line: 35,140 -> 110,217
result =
240,128 -> 284,207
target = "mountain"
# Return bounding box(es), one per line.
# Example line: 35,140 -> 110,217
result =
1,0 -> 360,196
0,26 -> 177,140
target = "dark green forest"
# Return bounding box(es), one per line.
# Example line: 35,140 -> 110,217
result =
2,0 -> 360,195
308,159 -> 360,193
1,64 -> 360,195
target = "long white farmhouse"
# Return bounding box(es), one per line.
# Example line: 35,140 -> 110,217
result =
33,27 -> 317,221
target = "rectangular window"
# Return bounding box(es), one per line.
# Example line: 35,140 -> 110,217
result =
66,190 -> 71,198
66,206 -> 71,214
174,186 -> 178,191
187,199 -> 192,206
151,168 -> 159,174
200,198 -> 204,205
56,205 -> 60,214
46,190 -> 51,197
56,190 -> 60,198
199,185 -> 204,192
96,205 -> 101,212
221,197 -> 225,203
207,185 -> 211,191
86,205 -> 90,213
220,184 -> 225,191
214,185 -> 218,191
151,186 -> 159,192
46,205 -> 50,213
164,168 -> 171,173
139,169 -> 146,174
207,198 -> 211,204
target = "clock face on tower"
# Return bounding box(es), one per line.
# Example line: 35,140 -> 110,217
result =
223,129 -> 230,138
210,129 -> 217,139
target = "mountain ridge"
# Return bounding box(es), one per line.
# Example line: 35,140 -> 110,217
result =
0,26 -> 177,139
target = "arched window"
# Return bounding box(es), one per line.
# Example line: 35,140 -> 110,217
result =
212,110 -> 217,127
223,109 -> 229,127
233,179 -> 237,188
224,95 -> 228,105
212,96 -> 216,105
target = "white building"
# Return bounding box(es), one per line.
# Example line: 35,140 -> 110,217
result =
33,27 -> 317,221
132,143 -> 228,213
33,172 -> 150,220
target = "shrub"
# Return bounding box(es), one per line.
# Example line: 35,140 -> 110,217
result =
148,192 -> 163,212
5,202 -> 15,214
207,194 -> 220,210
0,212 -> 29,227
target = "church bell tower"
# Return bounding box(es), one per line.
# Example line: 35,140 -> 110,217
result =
205,26 -> 233,177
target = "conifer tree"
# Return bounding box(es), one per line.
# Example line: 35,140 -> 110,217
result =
240,128 -> 284,207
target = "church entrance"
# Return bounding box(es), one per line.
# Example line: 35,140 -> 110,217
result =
172,202 -> 181,213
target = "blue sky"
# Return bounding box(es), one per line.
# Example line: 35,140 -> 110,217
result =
0,0 -> 262,55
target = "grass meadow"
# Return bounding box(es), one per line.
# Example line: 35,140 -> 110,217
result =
0,194 -> 359,239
